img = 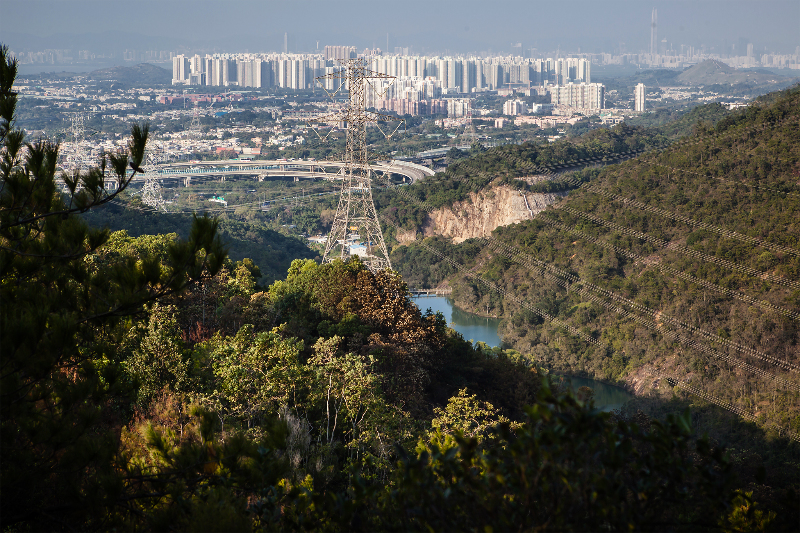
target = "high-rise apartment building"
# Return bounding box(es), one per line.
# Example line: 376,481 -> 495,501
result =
446,59 -> 461,90
207,58 -> 223,86
551,57 -> 590,85
277,59 -> 290,88
578,58 -> 591,83
462,60 -> 476,93
324,45 -> 356,61
446,98 -> 470,118
503,99 -> 527,116
172,55 -> 190,85
188,54 -> 204,85
168,49 -> 601,94
237,60 -> 252,88
634,83 -> 646,112
484,61 -> 502,90
190,54 -> 203,75
650,8 -> 658,56
553,59 -> 564,85
222,59 -> 237,86
237,59 -> 271,88
550,82 -> 605,109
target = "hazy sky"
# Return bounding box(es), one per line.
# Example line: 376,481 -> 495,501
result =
2,0 -> 798,55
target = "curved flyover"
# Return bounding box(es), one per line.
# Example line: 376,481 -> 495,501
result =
129,159 -> 434,186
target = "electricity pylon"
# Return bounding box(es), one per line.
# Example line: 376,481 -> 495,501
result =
189,101 -> 202,141
462,100 -> 479,147
308,58 -> 402,272
141,138 -> 169,212
64,112 -> 90,173
59,112 -> 103,174
141,178 -> 166,211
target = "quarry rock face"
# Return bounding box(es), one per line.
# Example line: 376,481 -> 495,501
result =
421,186 -> 564,243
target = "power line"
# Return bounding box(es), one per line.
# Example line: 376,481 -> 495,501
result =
457,113 -> 800,196
580,184 -> 800,258
380,192 -> 800,442
381,167 -> 800,436
481,236 -> 800,376
536,213 -> 800,321
428,144 -> 800,321
559,205 -> 800,291
385,173 -> 800,385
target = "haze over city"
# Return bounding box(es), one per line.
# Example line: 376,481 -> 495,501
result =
3,0 -> 799,58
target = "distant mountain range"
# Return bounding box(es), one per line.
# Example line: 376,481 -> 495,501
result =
86,63 -> 171,86
600,59 -> 796,88
675,59 -> 790,86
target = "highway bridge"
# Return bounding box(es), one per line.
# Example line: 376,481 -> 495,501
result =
111,159 -> 435,189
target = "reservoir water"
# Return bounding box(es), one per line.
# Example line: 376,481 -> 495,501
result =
413,295 -> 633,412
414,296 -> 503,348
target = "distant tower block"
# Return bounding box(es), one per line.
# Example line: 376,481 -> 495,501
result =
650,8 -> 658,56
309,58 -> 403,272
635,83 -> 646,112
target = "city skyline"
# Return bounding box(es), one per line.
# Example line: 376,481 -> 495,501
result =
2,0 -> 798,58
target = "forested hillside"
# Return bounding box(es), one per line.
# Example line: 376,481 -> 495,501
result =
375,103 -> 748,239
81,198 -> 319,284
391,84 -> 800,456
376,124 -> 672,234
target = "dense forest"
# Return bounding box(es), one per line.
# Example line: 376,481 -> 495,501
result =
2,45 -> 799,530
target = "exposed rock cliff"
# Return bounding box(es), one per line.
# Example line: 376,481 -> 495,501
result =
412,186 -> 564,243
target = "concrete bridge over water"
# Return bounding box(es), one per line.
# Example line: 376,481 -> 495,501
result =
408,288 -> 453,297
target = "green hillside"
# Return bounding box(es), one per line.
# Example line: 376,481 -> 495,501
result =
86,62 -> 172,86
81,198 -> 319,284
394,86 -> 800,435
375,124 -> 671,235
388,88 -> 800,520
676,59 -> 789,86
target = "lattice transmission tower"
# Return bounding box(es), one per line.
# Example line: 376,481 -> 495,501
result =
189,101 -> 202,141
308,58 -> 402,272
461,100 -> 479,147
63,112 -> 91,173
141,138 -> 169,211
